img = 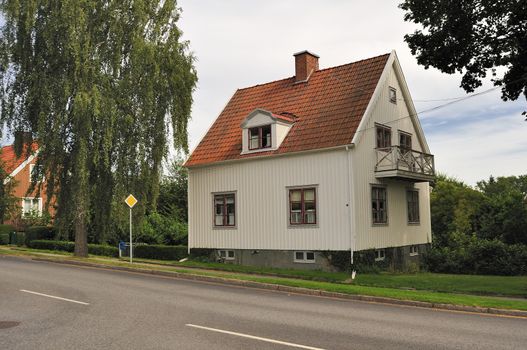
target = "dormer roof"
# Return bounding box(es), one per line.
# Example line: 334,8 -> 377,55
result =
185,52 -> 390,167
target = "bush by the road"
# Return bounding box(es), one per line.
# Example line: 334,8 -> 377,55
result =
0,224 -> 14,236
0,233 -> 9,245
25,226 -> 56,245
134,244 -> 187,261
28,240 -> 118,257
424,237 -> 527,276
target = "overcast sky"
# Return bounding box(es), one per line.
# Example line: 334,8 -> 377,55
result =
178,0 -> 526,185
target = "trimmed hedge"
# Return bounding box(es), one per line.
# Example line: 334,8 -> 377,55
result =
25,226 -> 56,245
16,232 -> 26,246
0,233 -> 9,245
133,244 -> 187,261
27,240 -> 118,257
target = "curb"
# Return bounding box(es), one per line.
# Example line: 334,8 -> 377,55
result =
30,257 -> 527,318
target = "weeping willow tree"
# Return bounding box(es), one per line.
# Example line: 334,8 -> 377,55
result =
0,1 -> 197,256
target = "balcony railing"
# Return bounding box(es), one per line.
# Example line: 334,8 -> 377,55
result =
375,146 -> 435,182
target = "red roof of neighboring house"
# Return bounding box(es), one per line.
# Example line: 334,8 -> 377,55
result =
185,53 -> 390,167
0,143 -> 38,175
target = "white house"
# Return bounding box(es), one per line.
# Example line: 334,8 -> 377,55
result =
185,50 -> 434,270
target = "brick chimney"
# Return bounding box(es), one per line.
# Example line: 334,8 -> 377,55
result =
294,50 -> 319,83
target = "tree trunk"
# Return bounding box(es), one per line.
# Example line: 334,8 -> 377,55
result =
74,206 -> 88,257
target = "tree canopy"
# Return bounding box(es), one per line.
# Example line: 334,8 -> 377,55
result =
0,1 -> 197,256
400,0 -> 527,116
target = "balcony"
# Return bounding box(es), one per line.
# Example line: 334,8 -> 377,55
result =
375,146 -> 435,182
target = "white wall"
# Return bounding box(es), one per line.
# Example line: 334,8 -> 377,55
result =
188,148 -> 352,250
351,58 -> 432,251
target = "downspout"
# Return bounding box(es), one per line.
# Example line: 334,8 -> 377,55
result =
345,144 -> 355,264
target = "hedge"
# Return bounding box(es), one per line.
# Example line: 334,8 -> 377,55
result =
424,239 -> 527,275
0,224 -> 15,236
25,226 -> 56,245
27,240 -> 118,257
133,244 -> 187,261
0,233 -> 9,245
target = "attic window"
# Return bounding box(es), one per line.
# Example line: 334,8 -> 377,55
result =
249,125 -> 272,150
389,87 -> 397,104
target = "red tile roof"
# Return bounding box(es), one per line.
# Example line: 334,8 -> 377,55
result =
0,143 -> 38,175
185,53 -> 390,167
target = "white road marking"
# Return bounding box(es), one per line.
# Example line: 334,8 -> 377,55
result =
20,289 -> 90,305
186,324 -> 326,350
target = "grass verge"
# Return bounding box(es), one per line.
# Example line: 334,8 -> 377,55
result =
1,246 -> 526,311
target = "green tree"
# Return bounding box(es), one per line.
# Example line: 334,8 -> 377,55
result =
0,153 -> 18,223
430,174 -> 484,246
400,0 -> 527,115
158,157 -> 188,223
0,1 -> 197,256
476,176 -> 527,244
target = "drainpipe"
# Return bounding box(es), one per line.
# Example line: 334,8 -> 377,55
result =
345,144 -> 355,264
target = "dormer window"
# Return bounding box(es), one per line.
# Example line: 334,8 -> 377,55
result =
249,125 -> 272,150
240,109 -> 295,154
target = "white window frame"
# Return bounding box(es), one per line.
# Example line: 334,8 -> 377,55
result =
409,245 -> 419,256
21,197 -> 43,217
293,251 -> 315,264
375,248 -> 386,261
218,249 -> 235,261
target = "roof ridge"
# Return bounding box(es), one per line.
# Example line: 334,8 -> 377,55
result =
237,52 -> 390,92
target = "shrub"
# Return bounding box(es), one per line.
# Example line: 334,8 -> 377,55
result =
25,226 -> 56,245
16,232 -> 26,246
134,244 -> 188,261
189,248 -> 214,261
424,238 -> 527,275
0,224 -> 15,236
27,240 -> 118,257
0,233 -> 9,245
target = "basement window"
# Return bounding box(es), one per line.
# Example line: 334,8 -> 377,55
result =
375,249 -> 386,261
294,251 -> 315,263
410,245 -> 419,256
218,250 -> 235,260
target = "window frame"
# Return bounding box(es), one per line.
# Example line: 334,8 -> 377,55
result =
293,251 -> 316,264
398,131 -> 412,151
389,86 -> 397,104
406,189 -> 420,224
288,187 -> 318,226
375,124 -> 392,150
212,192 -> 237,228
248,124 -> 272,150
371,185 -> 388,225
21,197 -> 42,217
409,245 -> 419,256
375,248 -> 386,261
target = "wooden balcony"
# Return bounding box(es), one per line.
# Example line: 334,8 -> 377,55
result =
375,146 -> 435,182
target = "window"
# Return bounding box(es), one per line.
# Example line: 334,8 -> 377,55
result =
249,125 -> 272,150
214,193 -> 236,227
389,87 -> 397,104
375,249 -> 386,261
410,245 -> 419,256
372,186 -> 387,224
407,190 -> 420,224
376,124 -> 391,149
399,132 -> 412,151
289,188 -> 317,225
218,250 -> 235,260
22,197 -> 42,217
294,251 -> 315,263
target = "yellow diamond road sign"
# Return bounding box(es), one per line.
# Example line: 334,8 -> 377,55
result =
125,194 -> 138,208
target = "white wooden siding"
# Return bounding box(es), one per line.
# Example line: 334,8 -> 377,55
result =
350,59 -> 432,251
189,149 -> 352,250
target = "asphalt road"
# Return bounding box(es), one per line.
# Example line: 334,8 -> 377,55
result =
1,255 -> 526,350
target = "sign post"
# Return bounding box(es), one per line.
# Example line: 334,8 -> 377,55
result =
125,194 -> 138,263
